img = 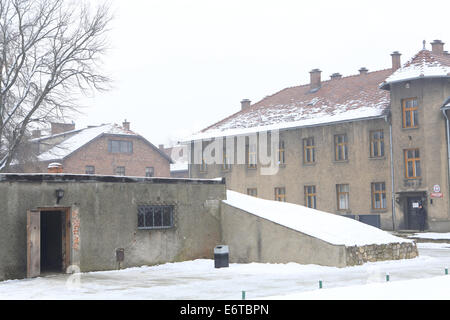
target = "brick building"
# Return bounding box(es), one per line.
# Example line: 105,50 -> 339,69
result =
160,144 -> 189,178
186,40 -> 450,232
22,121 -> 172,177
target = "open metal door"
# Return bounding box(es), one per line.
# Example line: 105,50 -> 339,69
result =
27,210 -> 41,278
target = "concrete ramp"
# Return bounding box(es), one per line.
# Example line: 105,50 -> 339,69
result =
221,190 -> 418,267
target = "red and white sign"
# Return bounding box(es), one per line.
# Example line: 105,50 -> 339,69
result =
433,185 -> 441,193
430,192 -> 443,198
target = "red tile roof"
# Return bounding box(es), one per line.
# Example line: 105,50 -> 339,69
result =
200,68 -> 393,135
185,48 -> 449,141
381,50 -> 450,88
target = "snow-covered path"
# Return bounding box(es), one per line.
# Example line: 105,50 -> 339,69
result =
0,243 -> 449,300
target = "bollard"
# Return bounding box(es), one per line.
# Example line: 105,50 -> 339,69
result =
319,280 -> 323,289
386,273 -> 390,282
242,290 -> 246,300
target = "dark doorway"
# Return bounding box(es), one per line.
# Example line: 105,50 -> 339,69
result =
40,211 -> 63,273
406,197 -> 423,230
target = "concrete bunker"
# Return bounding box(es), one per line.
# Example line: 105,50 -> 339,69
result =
0,174 -> 226,281
0,174 -> 418,282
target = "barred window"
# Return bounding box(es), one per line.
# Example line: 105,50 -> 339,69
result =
138,205 -> 174,229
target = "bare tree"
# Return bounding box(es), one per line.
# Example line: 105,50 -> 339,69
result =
0,0 -> 112,171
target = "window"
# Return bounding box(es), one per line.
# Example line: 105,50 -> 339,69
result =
336,184 -> 349,211
247,142 -> 257,169
334,134 -> 348,161
304,185 -> 317,209
278,140 -> 286,165
404,149 -> 421,179
371,182 -> 387,210
137,205 -> 174,229
274,187 -> 286,202
222,145 -> 231,171
115,166 -> 125,176
198,144 -> 208,172
145,167 -> 154,177
108,140 -> 133,154
85,165 -> 95,175
370,130 -> 385,158
247,188 -> 257,197
200,159 -> 207,172
402,98 -> 419,128
303,137 -> 315,164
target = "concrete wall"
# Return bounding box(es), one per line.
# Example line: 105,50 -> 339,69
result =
0,174 -> 226,281
220,202 -> 347,267
221,202 -> 418,267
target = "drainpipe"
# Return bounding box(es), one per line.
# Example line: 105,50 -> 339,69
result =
441,107 -> 450,208
386,115 -> 396,230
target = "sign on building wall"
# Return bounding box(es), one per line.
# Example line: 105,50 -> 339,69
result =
431,185 -> 443,198
430,193 -> 443,199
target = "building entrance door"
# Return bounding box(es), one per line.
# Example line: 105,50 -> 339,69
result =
406,197 -> 423,230
26,208 -> 71,278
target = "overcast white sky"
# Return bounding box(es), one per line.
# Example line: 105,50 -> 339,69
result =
76,0 -> 449,147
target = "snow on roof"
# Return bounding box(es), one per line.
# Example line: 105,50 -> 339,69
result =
183,69 -> 392,142
170,162 -> 188,172
185,103 -> 389,141
37,124 -> 136,161
223,190 -> 413,247
381,50 -> 450,88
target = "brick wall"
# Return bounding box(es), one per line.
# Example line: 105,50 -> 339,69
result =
62,135 -> 170,177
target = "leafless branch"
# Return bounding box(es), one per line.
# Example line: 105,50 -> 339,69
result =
0,0 -> 112,171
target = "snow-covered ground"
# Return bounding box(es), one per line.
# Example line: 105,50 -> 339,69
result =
0,242 -> 449,300
409,232 -> 450,240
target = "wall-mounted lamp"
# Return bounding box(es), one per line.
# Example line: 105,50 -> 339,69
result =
55,188 -> 65,204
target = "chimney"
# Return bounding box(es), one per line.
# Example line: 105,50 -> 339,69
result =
431,40 -> 445,55
241,99 -> 251,110
51,122 -> 75,135
159,144 -> 164,150
48,162 -> 63,174
31,129 -> 41,139
359,67 -> 368,75
330,73 -> 342,80
122,119 -> 130,131
391,51 -> 401,71
309,69 -> 321,91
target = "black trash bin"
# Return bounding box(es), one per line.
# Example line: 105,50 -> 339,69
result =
214,245 -> 229,268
